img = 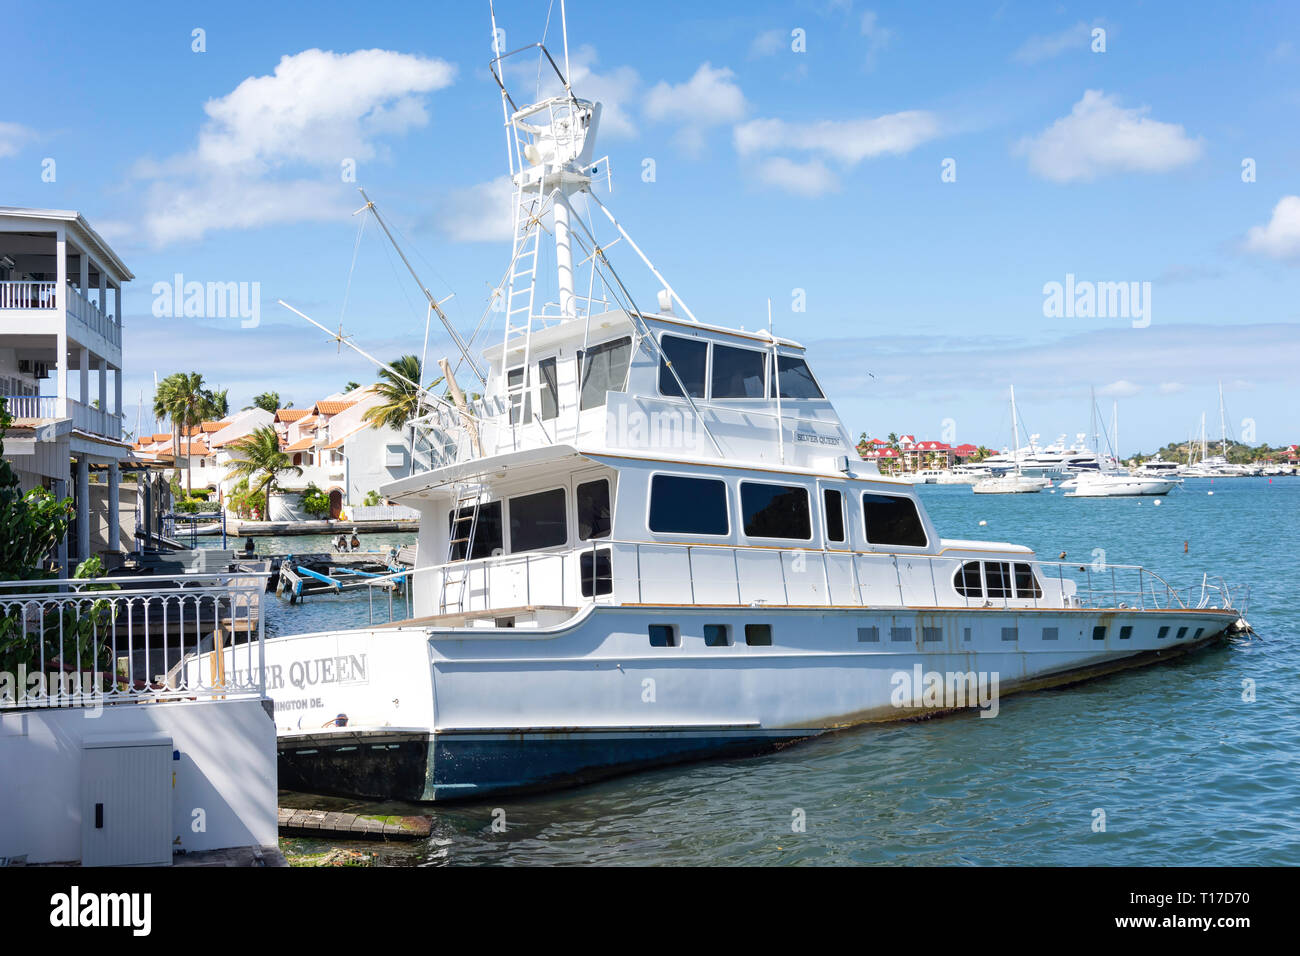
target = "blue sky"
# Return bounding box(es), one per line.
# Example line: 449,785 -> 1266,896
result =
4,0 -> 1298,454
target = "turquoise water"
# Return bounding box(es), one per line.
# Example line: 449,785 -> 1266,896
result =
273,478 -> 1299,865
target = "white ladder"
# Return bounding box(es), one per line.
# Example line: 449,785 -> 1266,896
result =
440,483 -> 483,614
501,181 -> 548,446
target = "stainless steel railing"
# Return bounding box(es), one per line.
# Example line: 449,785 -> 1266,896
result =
350,540 -> 1246,620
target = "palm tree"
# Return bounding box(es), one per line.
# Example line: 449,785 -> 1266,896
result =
208,388 -> 229,419
886,432 -> 904,472
153,372 -> 220,495
363,355 -> 443,431
245,391 -> 283,414
224,426 -> 301,520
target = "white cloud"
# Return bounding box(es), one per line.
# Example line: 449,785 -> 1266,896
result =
750,29 -> 786,58
142,176 -> 348,246
1017,90 -> 1203,182
1244,195 -> 1300,261
859,11 -> 894,69
645,63 -> 748,157
0,121 -> 35,158
755,157 -> 839,197
1158,382 -> 1188,395
197,49 -> 454,170
437,175 -> 514,243
735,111 -> 939,163
1013,22 -> 1092,64
1098,379 -> 1142,398
646,63 -> 748,126
133,48 -> 456,245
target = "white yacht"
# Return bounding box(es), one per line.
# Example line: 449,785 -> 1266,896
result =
972,387 -> 1052,494
1134,455 -> 1183,479
220,11 -> 1248,802
1063,473 -> 1180,497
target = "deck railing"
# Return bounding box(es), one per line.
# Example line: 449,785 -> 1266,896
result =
0,280 -> 57,309
363,540 -> 1248,620
0,572 -> 267,710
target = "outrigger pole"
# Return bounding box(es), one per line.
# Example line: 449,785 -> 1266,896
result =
276,299 -> 473,425
355,188 -> 487,387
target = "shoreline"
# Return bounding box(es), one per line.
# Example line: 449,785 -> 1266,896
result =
229,519 -> 419,536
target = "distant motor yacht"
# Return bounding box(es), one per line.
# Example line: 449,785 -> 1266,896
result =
1063,472 -> 1180,497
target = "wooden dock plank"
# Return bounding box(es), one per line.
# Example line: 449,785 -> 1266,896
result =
278,807 -> 431,841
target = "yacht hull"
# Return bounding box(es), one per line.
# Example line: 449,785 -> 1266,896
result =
1065,477 -> 1178,497
262,603 -> 1239,802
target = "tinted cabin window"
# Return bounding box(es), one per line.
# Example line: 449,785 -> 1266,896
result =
745,623 -> 773,646
711,343 -> 765,398
954,561 -> 982,597
658,334 -> 707,398
447,500 -> 503,561
507,367 -> 531,425
861,493 -> 927,547
578,337 -> 632,411
577,479 -> 611,539
648,475 -> 728,535
538,357 -> 558,421
769,355 -> 824,399
704,624 -> 731,647
741,482 -> 811,539
580,549 -> 612,597
1013,562 -> 1042,599
508,488 -> 567,552
985,561 -> 1011,599
824,488 -> 845,543
649,624 -> 677,647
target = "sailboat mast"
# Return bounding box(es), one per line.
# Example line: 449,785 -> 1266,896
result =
1010,385 -> 1021,476
1218,380 -> 1228,458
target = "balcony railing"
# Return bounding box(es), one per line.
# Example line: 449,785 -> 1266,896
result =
66,284 -> 121,348
0,281 -> 121,348
0,572 -> 267,710
1,394 -> 57,420
0,280 -> 57,309
69,398 -> 122,439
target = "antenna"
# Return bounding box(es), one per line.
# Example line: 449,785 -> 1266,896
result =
560,0 -> 571,84
770,298 -> 784,465
357,188 -> 484,386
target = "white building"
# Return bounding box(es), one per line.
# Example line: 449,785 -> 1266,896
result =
0,207 -> 133,570
268,389 -> 411,520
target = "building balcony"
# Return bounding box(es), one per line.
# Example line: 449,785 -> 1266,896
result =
0,280 -> 122,351
1,394 -> 120,439
69,398 -> 121,440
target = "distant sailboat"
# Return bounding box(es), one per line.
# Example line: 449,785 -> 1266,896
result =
973,386 -> 1050,494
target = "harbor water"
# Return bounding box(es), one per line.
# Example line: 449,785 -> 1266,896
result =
264,478 -> 1298,865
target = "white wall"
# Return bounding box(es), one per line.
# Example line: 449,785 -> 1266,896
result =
0,697 -> 277,864
344,424 -> 408,504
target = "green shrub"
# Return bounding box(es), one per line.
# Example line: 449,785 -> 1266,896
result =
300,483 -> 332,519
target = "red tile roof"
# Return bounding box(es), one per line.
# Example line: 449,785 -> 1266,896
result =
313,400 -> 356,416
